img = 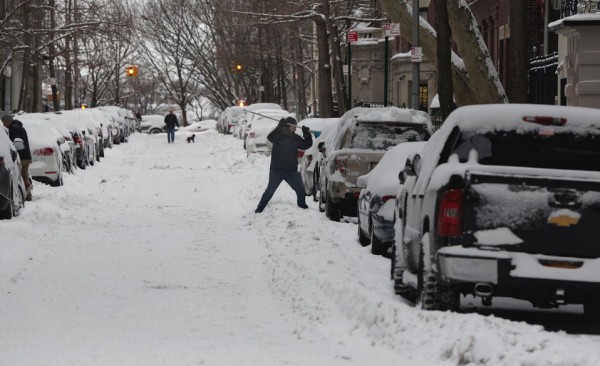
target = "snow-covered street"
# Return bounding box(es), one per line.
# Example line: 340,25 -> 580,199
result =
2,129 -> 600,366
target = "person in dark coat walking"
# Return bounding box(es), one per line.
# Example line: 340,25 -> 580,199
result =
2,114 -> 33,201
255,116 -> 312,213
164,109 -> 179,143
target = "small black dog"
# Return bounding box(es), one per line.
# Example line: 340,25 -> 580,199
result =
186,134 -> 196,143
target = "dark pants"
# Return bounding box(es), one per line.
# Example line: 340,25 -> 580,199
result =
167,128 -> 175,143
256,169 -> 306,212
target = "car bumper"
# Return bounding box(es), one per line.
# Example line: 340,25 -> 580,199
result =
372,215 -> 394,243
438,246 -> 600,302
30,160 -> 60,182
329,181 -> 360,203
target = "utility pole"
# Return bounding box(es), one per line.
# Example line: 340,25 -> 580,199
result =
384,35 -> 389,107
411,0 -> 420,110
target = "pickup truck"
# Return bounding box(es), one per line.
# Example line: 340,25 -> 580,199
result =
393,104 -> 600,316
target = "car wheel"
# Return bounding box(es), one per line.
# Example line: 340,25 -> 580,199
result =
325,192 -> 340,222
417,233 -> 460,311
357,214 -> 370,247
318,190 -> 326,213
391,240 -> 416,300
0,183 -> 14,219
150,128 -> 162,134
370,227 -> 385,255
51,172 -> 63,187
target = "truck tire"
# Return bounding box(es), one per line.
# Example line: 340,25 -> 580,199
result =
357,215 -> 370,246
0,184 -> 14,220
371,229 -> 385,255
325,192 -> 340,222
391,240 -> 417,301
318,191 -> 326,213
417,233 -> 459,311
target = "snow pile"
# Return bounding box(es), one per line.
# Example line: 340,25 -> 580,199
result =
1,129 -> 600,365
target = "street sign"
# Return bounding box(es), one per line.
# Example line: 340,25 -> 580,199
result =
384,23 -> 400,36
347,31 -> 358,43
411,47 -> 423,63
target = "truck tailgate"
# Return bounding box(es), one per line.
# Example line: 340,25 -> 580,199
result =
462,172 -> 600,258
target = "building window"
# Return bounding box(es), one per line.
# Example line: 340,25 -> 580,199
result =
419,84 -> 428,111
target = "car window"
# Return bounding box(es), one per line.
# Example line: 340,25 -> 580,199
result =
450,130 -> 600,171
347,123 -> 428,150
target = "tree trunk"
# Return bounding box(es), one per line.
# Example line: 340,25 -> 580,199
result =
508,0 -> 528,103
294,29 -> 307,120
378,0 -> 507,106
321,0 -> 346,116
315,18 -> 334,118
48,0 -> 60,111
433,0 -> 456,120
446,0 -> 507,104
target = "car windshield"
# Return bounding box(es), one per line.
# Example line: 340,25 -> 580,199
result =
450,130 -> 600,171
349,123 -> 428,150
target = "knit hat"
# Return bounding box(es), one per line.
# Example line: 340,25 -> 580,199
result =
1,114 -> 13,123
284,116 -> 297,126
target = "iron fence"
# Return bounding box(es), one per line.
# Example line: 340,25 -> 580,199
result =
529,52 -> 558,105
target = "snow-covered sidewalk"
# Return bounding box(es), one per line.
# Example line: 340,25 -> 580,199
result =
1,130 -> 600,366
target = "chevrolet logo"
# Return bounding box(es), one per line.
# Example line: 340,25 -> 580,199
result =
548,215 -> 580,227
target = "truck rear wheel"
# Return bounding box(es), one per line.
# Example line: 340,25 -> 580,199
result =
417,233 -> 459,311
325,192 -> 340,222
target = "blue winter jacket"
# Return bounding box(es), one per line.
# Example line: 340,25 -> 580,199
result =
267,126 -> 312,171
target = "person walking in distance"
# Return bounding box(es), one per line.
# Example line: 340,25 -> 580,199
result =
2,114 -> 33,201
164,109 -> 179,143
255,116 -> 312,213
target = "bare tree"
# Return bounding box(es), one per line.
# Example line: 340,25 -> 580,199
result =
378,0 -> 507,106
138,0 -> 204,125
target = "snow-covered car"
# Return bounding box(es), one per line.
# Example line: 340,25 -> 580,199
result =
318,107 -> 433,222
57,110 -> 98,167
21,121 -> 64,186
0,127 -> 25,219
182,119 -> 217,133
245,110 -> 291,156
356,141 -> 426,256
297,118 -> 340,200
219,106 -> 245,135
140,115 -> 167,134
237,103 -> 283,142
395,104 -> 600,316
21,113 -> 78,174
99,106 -> 130,143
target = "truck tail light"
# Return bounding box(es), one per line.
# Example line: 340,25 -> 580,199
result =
335,155 -> 347,174
522,116 -> 566,126
382,195 -> 395,203
34,147 -> 55,156
438,189 -> 463,237
297,150 -> 304,159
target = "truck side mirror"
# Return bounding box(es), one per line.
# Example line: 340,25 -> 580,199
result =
356,175 -> 368,189
405,154 -> 421,176
398,170 -> 406,184
318,141 -> 325,154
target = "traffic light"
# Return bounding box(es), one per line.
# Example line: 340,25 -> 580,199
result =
126,65 -> 139,78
